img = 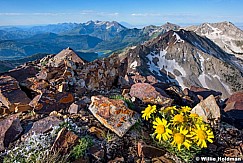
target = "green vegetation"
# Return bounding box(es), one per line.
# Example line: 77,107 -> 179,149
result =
70,136 -> 93,160
105,130 -> 115,142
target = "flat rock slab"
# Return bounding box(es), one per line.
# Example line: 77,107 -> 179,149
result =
225,91 -> 243,112
22,116 -> 61,140
68,103 -> 79,114
51,127 -> 79,155
224,91 -> 243,128
0,75 -> 31,113
0,115 -> 23,151
30,92 -> 74,114
137,142 -> 166,158
6,65 -> 38,82
191,95 -> 220,123
88,95 -> 138,137
129,83 -> 173,106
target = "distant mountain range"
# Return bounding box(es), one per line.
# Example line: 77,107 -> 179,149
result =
0,20 -> 243,98
0,20 -> 243,82
0,21 -> 179,60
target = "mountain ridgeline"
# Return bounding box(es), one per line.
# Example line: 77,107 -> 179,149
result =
0,20 -> 243,98
120,29 -> 243,98
0,21 -> 179,60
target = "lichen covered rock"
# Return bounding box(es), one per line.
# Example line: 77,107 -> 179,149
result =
88,95 -> 138,137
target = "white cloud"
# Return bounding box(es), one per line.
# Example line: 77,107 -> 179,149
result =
131,13 -> 161,17
98,12 -> 119,16
80,10 -> 119,16
0,13 -> 26,16
80,10 -> 96,15
0,12 -> 71,16
32,13 -> 70,16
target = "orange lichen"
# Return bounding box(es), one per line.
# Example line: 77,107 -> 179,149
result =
116,123 -> 122,127
122,109 -> 130,114
100,103 -> 110,107
97,106 -> 110,119
120,116 -> 126,122
63,71 -> 72,77
59,93 -> 74,104
115,109 -> 121,114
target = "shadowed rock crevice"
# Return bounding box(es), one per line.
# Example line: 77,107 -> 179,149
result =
19,84 -> 38,100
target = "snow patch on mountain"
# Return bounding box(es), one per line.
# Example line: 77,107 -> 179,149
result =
198,53 -> 210,88
147,49 -> 187,88
206,23 -> 223,35
197,53 -> 231,94
173,32 -> 184,44
130,60 -> 138,69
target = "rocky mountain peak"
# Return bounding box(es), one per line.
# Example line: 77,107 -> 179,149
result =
161,22 -> 180,31
84,20 -> 126,30
184,22 -> 243,60
45,48 -> 85,68
142,23 -> 180,37
123,29 -> 243,98
54,48 -> 84,63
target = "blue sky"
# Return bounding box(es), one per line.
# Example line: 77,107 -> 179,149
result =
0,0 -> 242,27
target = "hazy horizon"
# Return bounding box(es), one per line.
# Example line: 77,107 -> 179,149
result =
0,20 -> 243,30
0,0 -> 243,27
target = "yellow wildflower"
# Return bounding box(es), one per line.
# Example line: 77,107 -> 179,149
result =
189,113 -> 199,118
171,113 -> 185,125
191,124 -> 214,148
163,106 -> 178,115
153,117 -> 172,141
171,126 -> 192,151
180,106 -> 192,113
189,113 -> 203,123
141,105 -> 156,120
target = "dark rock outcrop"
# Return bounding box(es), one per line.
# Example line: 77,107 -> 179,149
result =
21,116 -> 61,140
51,127 -> 79,155
0,115 -> 23,151
224,91 -> 243,128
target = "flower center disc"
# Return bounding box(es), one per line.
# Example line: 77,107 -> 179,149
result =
197,130 -> 207,140
174,114 -> 184,123
190,113 -> 199,118
156,125 -> 165,134
174,133 -> 185,144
